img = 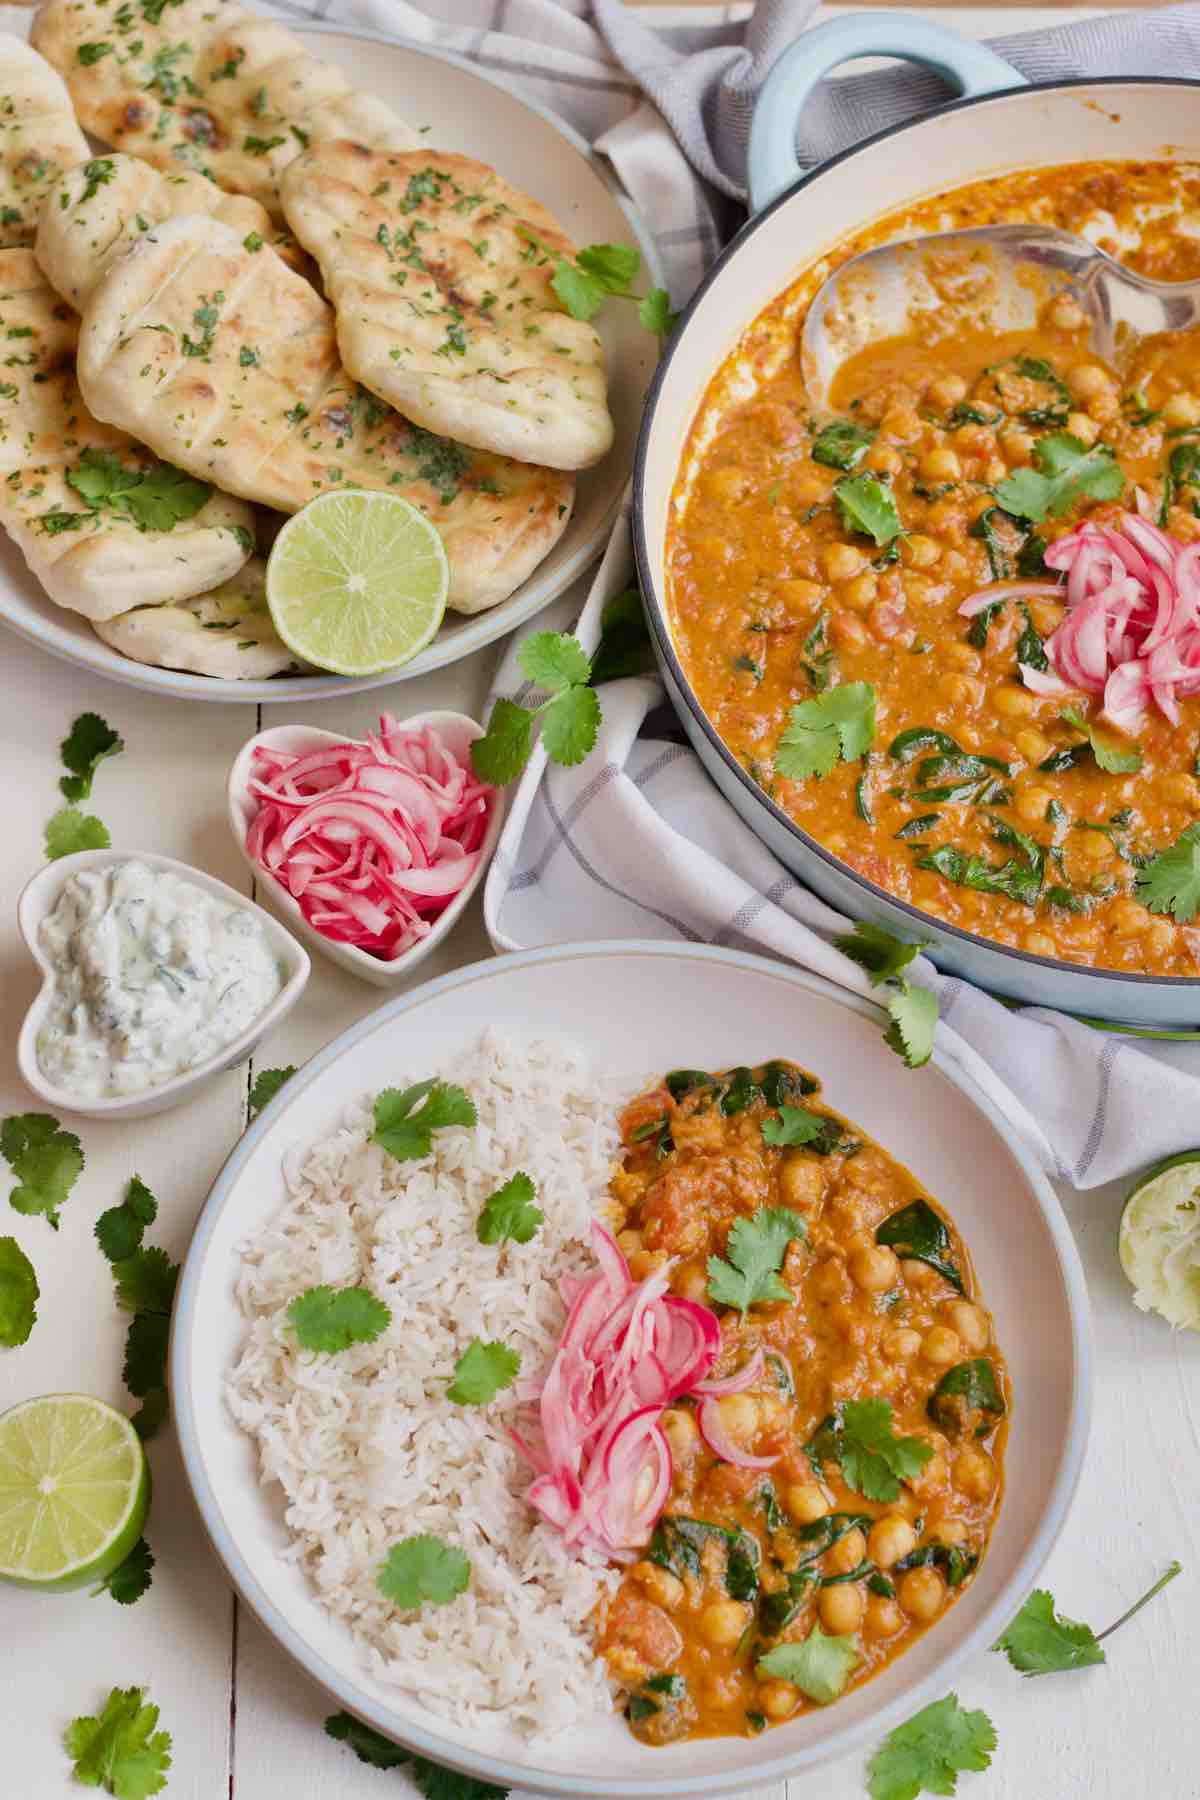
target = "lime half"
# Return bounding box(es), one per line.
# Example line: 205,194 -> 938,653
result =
266,489 -> 449,676
1119,1152 -> 1200,1331
0,1393 -> 149,1590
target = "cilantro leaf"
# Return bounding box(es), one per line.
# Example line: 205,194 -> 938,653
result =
45,806 -> 110,860
1135,825 -> 1200,922
761,1103 -> 832,1148
993,1562 -> 1180,1676
540,683 -> 600,766
113,1246 -> 177,1316
372,1080 -> 477,1162
112,1227 -> 179,1438
812,419 -> 875,472
885,981 -> 938,1070
130,1388 -> 168,1442
471,698 -> 534,785
1060,706 -> 1142,775
518,630 -> 591,692
867,1693 -> 997,1800
756,1623 -> 859,1703
1,1112 -> 84,1229
477,1171 -> 542,1245
591,586 -> 655,684
247,1065 -> 295,1118
576,243 -> 641,294
59,712 -> 123,801
835,474 -> 903,545
94,1537 -> 154,1606
410,1758 -> 511,1800
376,1534 -> 471,1609
638,287 -> 678,339
287,1284 -> 391,1353
707,1207 -> 806,1314
551,258 -> 603,321
95,1176 -> 157,1264
776,683 -> 877,780
834,920 -> 923,985
995,431 -> 1125,522
324,1713 -> 409,1769
831,1397 -> 933,1502
447,1337 -> 520,1404
122,464 -> 211,532
64,1685 -> 173,1799
0,1235 -> 38,1346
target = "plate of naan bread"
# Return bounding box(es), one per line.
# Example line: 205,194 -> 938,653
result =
0,5 -> 659,699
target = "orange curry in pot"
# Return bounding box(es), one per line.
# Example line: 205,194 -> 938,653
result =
667,162 -> 1200,975
597,1062 -> 1008,1742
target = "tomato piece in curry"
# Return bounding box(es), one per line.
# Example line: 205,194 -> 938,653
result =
667,160 -> 1200,976
596,1062 -> 1008,1743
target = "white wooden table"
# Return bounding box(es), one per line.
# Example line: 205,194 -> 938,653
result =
3,7 -> 1199,1797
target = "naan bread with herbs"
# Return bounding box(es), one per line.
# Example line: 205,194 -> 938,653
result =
94,556 -> 300,676
77,213 -> 574,613
0,35 -> 89,246
31,0 -> 418,221
0,246 -> 254,621
281,142 -> 613,471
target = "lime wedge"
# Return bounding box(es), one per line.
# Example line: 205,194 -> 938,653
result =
0,1393 -> 149,1590
266,489 -> 449,675
1119,1152 -> 1200,1330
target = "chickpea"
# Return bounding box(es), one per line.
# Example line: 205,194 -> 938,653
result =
791,470 -> 832,506
1109,895 -> 1148,937
1145,918 -> 1176,958
843,571 -> 878,611
757,1680 -> 800,1721
1079,831 -> 1115,865
936,1517 -> 968,1546
993,683 -> 1036,718
1000,427 -> 1035,466
1024,931 -> 1057,957
920,1325 -> 961,1366
822,542 -> 867,582
628,1249 -> 665,1281
1161,772 -> 1199,807
926,499 -> 965,537
848,1243 -> 901,1293
944,642 -> 982,672
865,1594 -> 905,1638
661,1407 -> 700,1461
775,577 -> 824,610
898,1566 -> 946,1622
908,1450 -> 948,1496
674,1264 -> 709,1303
928,373 -> 967,408
705,1672 -> 741,1707
920,446 -> 961,482
716,1393 -> 759,1444
942,1300 -> 989,1351
1068,363 -> 1114,403
811,1255 -> 851,1304
617,1228 -> 642,1256
883,1327 -> 922,1362
937,672 -> 983,708
819,1582 -> 866,1634
1066,410 -> 1100,446
705,466 -> 750,504
867,443 -> 903,476
953,1445 -> 996,1502
1014,730 -> 1052,766
699,1599 -> 750,1648
1163,393 -> 1200,428
633,1561 -> 685,1610
826,1527 -> 868,1576
881,404 -> 922,443
867,1515 -> 918,1570
831,611 -> 868,650
982,456 -> 1009,485
941,549 -> 973,585
787,1483 -> 830,1525
1049,294 -> 1086,331
779,1154 -> 825,1210
900,1257 -> 938,1290
1015,784 -> 1054,824
953,423 -> 992,454
902,533 -> 941,569
1028,598 -> 1065,636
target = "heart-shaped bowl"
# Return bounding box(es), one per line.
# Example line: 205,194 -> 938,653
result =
17,849 -> 310,1121
227,713 -> 505,989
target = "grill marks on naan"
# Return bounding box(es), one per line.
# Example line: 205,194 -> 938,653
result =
0,35 -> 89,247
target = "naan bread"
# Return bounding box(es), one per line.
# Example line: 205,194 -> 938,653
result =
78,213 -> 574,613
281,142 -> 613,472
94,555 -> 300,676
36,151 -> 305,310
0,247 -> 254,621
31,0 -> 417,221
0,35 -> 89,246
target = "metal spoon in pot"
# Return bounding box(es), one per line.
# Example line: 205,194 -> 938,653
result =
800,222 -> 1200,413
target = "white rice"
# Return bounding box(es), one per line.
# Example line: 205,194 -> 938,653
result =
225,1032 -> 632,1740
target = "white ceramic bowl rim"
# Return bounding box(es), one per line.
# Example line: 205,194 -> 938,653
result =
633,76 -> 1200,996
169,939 -> 1093,1797
16,848 -> 310,1115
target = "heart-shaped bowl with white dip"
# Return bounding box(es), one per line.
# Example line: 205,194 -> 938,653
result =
227,713 -> 505,990
17,849 -> 310,1121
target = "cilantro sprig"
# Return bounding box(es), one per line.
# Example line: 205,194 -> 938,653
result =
0,1235 -> 38,1346
97,1176 -> 178,1440
377,1534 -> 471,1610
59,712 -> 123,802
1,1112 -> 84,1229
93,1538 -> 155,1607
477,1171 -> 542,1245
534,236 -> 677,341
287,1284 -> 391,1354
835,921 -> 938,1070
1135,824 -> 1200,922
325,1711 -> 509,1796
809,1397 -> 933,1503
995,431 -> 1124,522
247,1065 -> 296,1119
775,682 -> 876,781
707,1206 -> 806,1314
44,807 -> 111,859
472,632 -> 601,784
993,1561 -> 1181,1675
372,1080 -> 476,1162
757,1623 -> 859,1703
447,1337 -> 520,1405
868,1693 -> 996,1800
64,1685 -> 173,1798
66,447 -> 212,533
95,1174 -> 157,1264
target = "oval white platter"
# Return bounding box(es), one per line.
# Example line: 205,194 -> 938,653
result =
0,22 -> 661,703
172,941 -> 1091,1799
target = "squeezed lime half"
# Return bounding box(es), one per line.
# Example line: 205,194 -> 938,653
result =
1119,1152 -> 1200,1331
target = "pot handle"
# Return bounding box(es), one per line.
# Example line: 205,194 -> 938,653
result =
748,14 -> 1026,215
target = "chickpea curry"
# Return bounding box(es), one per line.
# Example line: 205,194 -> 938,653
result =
596,1061 -> 1008,1743
667,161 -> 1200,976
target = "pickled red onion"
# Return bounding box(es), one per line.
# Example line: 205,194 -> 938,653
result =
958,512 -> 1200,735
244,716 -> 494,961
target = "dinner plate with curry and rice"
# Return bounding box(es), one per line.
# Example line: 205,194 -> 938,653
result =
172,942 -> 1089,1795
